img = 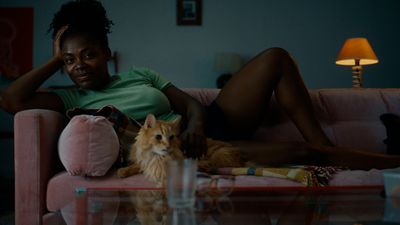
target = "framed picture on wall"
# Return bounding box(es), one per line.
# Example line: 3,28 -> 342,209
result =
177,0 -> 202,26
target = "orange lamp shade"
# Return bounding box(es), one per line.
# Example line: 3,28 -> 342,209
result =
336,38 -> 379,66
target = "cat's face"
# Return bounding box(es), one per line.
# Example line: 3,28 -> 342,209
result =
136,114 -> 182,157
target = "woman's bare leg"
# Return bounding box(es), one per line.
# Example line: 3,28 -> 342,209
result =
216,48 -> 333,146
216,47 -> 400,169
229,140 -> 322,166
230,140 -> 400,170
319,145 -> 400,170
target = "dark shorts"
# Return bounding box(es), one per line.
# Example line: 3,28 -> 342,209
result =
205,101 -> 253,141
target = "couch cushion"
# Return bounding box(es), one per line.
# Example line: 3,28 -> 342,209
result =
318,89 -> 388,121
183,88 -> 220,106
329,121 -> 386,152
58,115 -> 119,176
316,89 -> 390,152
380,89 -> 400,113
329,168 -> 384,186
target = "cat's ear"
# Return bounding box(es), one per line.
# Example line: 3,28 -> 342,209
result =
170,115 -> 182,129
144,114 -> 157,129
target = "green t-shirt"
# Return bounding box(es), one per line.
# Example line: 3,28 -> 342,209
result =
52,67 -> 179,122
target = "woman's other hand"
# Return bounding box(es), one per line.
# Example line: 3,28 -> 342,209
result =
180,125 -> 207,159
163,85 -> 208,158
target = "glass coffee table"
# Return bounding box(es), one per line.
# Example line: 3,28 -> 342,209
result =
57,185 -> 400,225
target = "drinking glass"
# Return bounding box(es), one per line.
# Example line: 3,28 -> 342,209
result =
167,159 -> 198,208
167,207 -> 196,225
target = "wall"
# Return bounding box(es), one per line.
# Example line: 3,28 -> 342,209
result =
1,0 -> 399,89
1,0 -> 400,177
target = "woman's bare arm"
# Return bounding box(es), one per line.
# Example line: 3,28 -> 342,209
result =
163,85 -> 207,158
0,26 -> 68,114
0,58 -> 65,114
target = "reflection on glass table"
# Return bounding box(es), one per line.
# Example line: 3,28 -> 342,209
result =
58,183 -> 400,225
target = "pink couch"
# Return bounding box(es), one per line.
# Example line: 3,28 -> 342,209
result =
14,88 -> 400,225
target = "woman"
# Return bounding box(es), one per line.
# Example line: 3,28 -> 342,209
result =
1,0 -> 399,170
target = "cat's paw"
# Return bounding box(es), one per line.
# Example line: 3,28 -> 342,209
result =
198,160 -> 212,172
117,167 -> 130,178
156,180 -> 166,188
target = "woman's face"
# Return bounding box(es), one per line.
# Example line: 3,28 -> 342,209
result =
61,34 -> 111,90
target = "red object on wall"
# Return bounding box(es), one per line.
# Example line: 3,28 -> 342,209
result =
0,7 -> 33,79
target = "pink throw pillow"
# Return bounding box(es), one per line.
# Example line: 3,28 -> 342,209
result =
58,115 -> 119,176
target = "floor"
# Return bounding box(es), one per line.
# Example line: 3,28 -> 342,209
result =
0,178 -> 15,225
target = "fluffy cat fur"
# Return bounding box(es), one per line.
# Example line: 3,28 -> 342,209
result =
117,114 -> 243,186
120,190 -> 168,225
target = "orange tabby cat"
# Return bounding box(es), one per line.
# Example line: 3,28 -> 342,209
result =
117,114 -> 243,186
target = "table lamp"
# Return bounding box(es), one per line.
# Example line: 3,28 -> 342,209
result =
335,37 -> 379,88
214,53 -> 242,88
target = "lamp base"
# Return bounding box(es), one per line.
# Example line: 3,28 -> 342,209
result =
351,65 -> 363,88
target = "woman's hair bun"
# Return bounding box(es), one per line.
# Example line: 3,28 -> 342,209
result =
49,0 -> 113,39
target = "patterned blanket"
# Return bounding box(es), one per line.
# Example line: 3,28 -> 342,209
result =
216,166 -> 341,186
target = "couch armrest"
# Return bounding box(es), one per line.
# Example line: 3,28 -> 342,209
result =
14,109 -> 66,225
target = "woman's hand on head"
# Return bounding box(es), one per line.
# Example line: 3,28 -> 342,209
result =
53,25 -> 68,62
180,126 -> 207,159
